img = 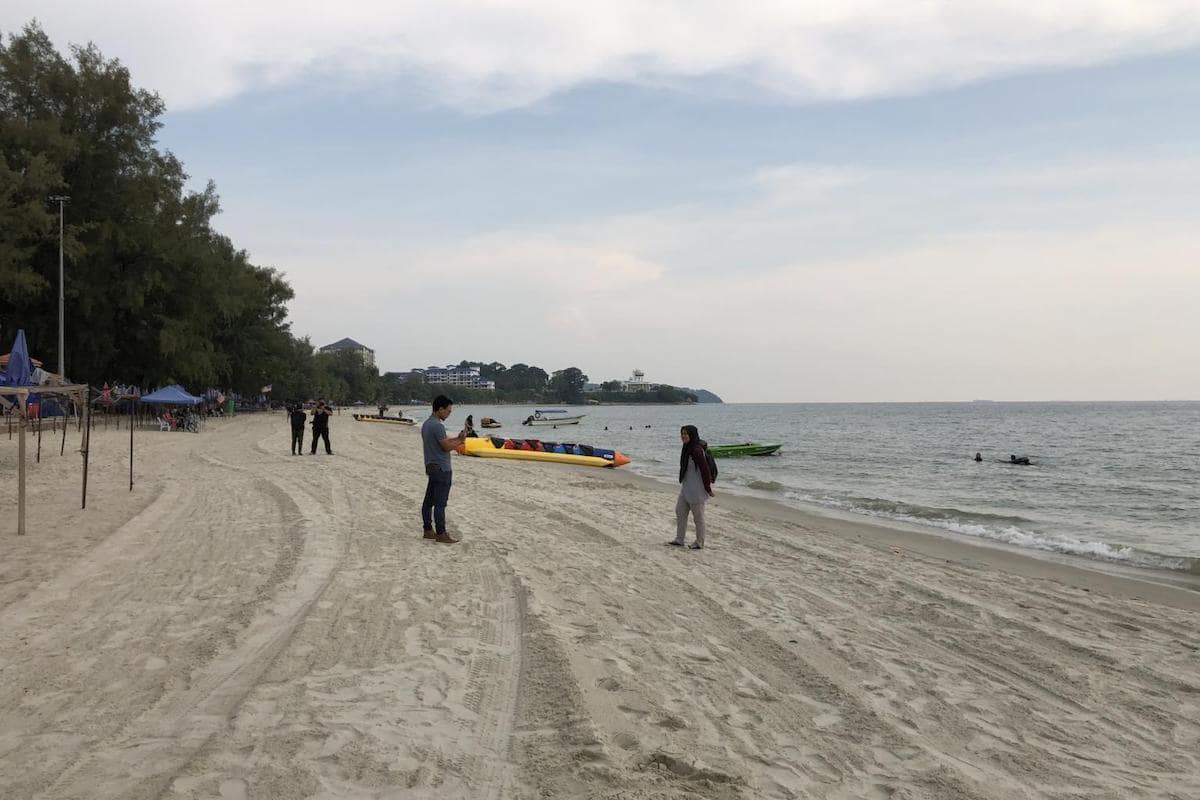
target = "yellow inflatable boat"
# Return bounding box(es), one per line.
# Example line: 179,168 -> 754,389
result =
457,436 -> 630,468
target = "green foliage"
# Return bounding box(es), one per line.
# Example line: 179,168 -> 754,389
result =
590,385 -> 698,404
548,366 -> 588,403
0,22 -> 296,394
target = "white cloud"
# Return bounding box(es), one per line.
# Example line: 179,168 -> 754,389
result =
262,153 -> 1200,400
7,1 -> 1200,111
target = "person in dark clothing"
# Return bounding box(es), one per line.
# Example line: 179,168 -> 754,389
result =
464,414 -> 478,438
289,403 -> 307,455
310,401 -> 333,454
667,424 -> 714,550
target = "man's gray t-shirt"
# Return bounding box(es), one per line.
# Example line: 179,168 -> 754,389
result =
422,415 -> 452,472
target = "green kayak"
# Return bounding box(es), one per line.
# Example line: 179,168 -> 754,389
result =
708,443 -> 782,458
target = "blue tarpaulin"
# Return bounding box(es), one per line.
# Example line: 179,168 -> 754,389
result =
2,329 -> 34,388
141,384 -> 204,405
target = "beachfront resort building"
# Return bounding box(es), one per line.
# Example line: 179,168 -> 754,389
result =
319,337 -> 375,367
622,369 -> 657,392
400,365 -> 496,391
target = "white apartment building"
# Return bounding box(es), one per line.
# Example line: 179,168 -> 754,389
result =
413,365 -> 496,391
622,369 -> 656,392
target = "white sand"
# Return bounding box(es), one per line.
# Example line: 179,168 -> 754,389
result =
1,413 -> 1198,799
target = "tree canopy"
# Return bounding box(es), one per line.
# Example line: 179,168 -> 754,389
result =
0,22 -> 295,394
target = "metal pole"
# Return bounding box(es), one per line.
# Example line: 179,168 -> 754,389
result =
49,196 -> 70,378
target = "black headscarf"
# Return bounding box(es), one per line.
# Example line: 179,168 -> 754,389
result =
679,425 -> 701,482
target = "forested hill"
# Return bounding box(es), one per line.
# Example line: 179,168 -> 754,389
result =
677,387 -> 723,403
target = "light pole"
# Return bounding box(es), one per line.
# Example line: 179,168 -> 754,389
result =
49,195 -> 69,378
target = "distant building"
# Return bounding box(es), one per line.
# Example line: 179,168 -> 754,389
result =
622,369 -> 656,392
319,337 -> 375,366
408,365 -> 495,391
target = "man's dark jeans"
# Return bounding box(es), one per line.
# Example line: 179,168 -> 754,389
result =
421,468 -> 453,534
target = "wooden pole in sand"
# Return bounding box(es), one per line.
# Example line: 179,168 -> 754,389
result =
129,400 -> 135,491
17,396 -> 26,535
81,400 -> 91,509
61,401 -> 68,456
36,408 -> 42,463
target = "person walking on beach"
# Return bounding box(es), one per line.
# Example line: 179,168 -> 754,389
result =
421,395 -> 467,543
310,401 -> 333,454
668,424 -> 714,550
289,402 -> 307,455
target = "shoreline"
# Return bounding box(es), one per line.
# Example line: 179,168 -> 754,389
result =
596,466 -> 1200,611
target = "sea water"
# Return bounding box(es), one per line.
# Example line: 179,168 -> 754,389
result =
433,402 -> 1200,578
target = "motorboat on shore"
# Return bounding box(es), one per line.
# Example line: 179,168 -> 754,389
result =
708,442 -> 782,457
522,409 -> 585,427
480,416 -> 502,428
458,436 -> 629,468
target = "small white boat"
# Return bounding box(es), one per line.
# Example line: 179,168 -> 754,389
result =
522,409 -> 586,426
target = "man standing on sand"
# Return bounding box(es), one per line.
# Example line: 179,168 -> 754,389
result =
310,401 -> 333,455
421,394 -> 467,543
289,402 -> 307,455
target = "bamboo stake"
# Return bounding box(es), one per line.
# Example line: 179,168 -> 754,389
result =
81,402 -> 91,509
18,400 -> 26,535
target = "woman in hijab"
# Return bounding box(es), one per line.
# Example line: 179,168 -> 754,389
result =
668,424 -> 714,549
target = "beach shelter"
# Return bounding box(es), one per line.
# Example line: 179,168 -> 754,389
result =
141,384 -> 204,405
1,330 -> 91,535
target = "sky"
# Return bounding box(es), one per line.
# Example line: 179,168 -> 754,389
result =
7,2 -> 1200,402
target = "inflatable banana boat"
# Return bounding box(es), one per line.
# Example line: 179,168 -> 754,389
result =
457,436 -> 630,468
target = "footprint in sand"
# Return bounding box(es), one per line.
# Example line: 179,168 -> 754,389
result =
612,731 -> 640,751
218,779 -> 248,800
596,676 -> 622,692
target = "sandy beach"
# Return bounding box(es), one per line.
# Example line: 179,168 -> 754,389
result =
1,413 -> 1198,799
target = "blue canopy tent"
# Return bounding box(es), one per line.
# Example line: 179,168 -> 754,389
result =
141,385 -> 204,406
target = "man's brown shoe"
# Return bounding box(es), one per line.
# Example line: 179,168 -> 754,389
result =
423,529 -> 437,540
434,533 -> 459,544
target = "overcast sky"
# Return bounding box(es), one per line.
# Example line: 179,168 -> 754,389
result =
8,3 -> 1200,401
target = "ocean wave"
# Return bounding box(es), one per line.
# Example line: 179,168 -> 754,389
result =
746,480 -> 786,492
800,494 -> 1196,573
